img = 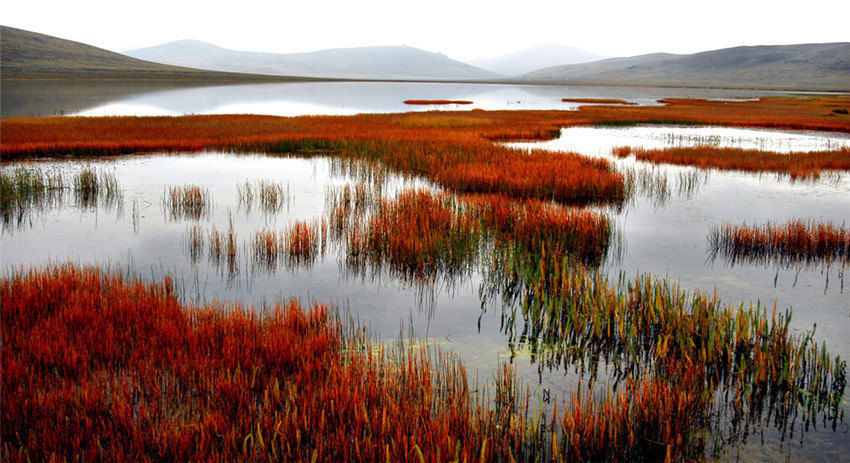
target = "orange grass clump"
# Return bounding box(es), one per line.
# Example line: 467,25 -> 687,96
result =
1,265 -> 711,462
561,98 -> 637,105
206,226 -> 238,272
552,361 -> 704,462
165,184 -> 211,220
251,229 -> 280,268
340,188 -> 613,282
187,224 -> 205,263
250,220 -> 329,270
617,146 -> 850,179
284,219 -> 328,266
467,194 -> 612,264
443,149 -> 624,205
0,266 -> 500,461
612,146 -> 633,157
709,219 -> 850,265
347,189 -> 480,281
403,100 -> 473,105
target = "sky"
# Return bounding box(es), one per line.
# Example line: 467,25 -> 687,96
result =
4,0 -> 849,60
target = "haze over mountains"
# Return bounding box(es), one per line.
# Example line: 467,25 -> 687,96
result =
125,40 -> 500,81
469,44 -> 606,76
518,43 -> 850,91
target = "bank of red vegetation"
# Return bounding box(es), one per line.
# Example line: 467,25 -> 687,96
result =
3,266 -> 705,462
617,145 -> 850,179
403,100 -> 473,105
339,187 -> 613,282
561,98 -> 637,105
0,266 -> 506,461
4,97 -> 849,205
467,193 -> 612,264
710,219 -> 850,265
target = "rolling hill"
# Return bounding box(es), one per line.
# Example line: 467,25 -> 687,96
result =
468,44 -> 606,76
516,43 -> 850,91
0,26 -> 321,82
125,40 -> 501,81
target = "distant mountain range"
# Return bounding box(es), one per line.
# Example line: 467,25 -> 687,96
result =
125,40 -> 500,81
0,26 -> 310,82
469,44 -> 606,76
3,25 -> 848,91
517,43 -> 850,91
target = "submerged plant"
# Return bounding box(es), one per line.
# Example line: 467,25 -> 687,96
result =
481,245 -> 846,451
165,184 -> 211,220
0,166 -> 64,227
187,224 -> 205,263
72,166 -> 121,209
237,179 -> 288,214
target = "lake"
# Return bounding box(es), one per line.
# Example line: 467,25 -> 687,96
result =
0,80 -> 797,118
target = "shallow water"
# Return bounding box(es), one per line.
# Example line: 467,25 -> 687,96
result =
0,80 -> 794,118
509,125 -> 850,460
541,125 -> 850,153
508,126 -> 850,357
2,125 -> 849,460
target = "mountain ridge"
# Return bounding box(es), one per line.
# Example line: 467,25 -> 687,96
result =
516,43 -> 850,91
0,25 -> 317,82
125,40 -> 501,81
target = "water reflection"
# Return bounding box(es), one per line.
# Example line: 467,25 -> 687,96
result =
1,80 -> 791,118
510,125 -> 850,157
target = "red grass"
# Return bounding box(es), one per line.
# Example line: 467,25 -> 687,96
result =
248,220 -> 328,270
403,100 -> 473,105
1,266 -> 503,461
561,98 -> 637,105
1,265 -> 713,462
466,193 -> 612,264
612,146 -> 633,157
4,97 -> 849,206
346,189 -> 480,280
340,188 -> 613,281
620,146 -> 850,179
442,149 -> 625,205
552,362 -> 704,462
710,219 -> 850,264
165,185 -> 211,220
284,220 -> 327,266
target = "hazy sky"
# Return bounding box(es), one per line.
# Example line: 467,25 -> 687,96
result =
4,0 -> 849,60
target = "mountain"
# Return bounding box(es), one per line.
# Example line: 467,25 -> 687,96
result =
468,44 -> 606,76
125,40 -> 501,81
516,43 -> 850,91
0,26 -> 323,82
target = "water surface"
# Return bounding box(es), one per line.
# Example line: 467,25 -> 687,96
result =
1,80 -> 794,118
